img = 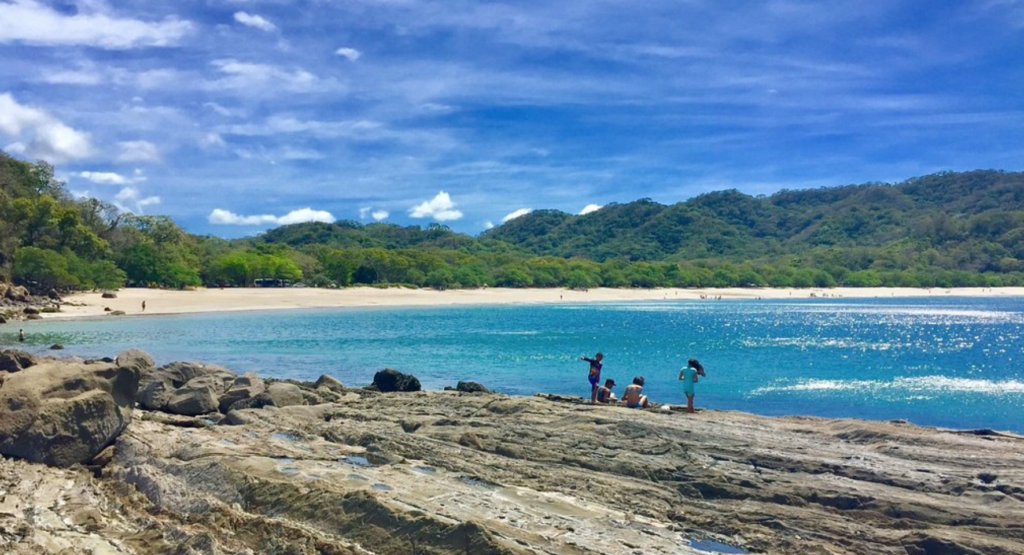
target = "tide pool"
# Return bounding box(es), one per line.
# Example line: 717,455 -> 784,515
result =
7,296 -> 1023,432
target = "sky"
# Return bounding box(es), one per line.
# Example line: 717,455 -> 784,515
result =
1,0 -> 1023,238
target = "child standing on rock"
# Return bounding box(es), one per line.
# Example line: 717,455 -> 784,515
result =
581,352 -> 603,404
679,358 -> 705,413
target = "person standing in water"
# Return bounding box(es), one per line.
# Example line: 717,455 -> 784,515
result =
679,358 -> 705,413
19,329 -> 25,342
580,352 -> 603,403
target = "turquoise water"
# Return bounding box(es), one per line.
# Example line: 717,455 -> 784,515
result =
7,297 -> 1024,432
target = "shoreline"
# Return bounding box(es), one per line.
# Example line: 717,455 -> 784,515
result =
42,285 -> 1024,320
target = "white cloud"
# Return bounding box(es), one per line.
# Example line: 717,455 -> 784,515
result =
484,221 -> 495,230
207,59 -> 321,92
233,11 -> 276,32
502,208 -> 532,222
0,1 -> 191,49
117,140 -> 159,162
42,69 -> 102,86
114,186 -> 160,214
359,207 -> 371,219
371,210 -> 389,221
335,47 -> 362,61
77,169 -> 146,185
409,191 -> 463,221
579,203 -> 603,215
209,207 -> 336,226
0,93 -> 93,162
199,133 -> 227,149
203,102 -> 241,117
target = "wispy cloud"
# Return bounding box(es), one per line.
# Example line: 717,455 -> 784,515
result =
209,207 -> 336,226
502,208 -> 532,222
117,140 -> 160,162
0,93 -> 93,162
0,1 -> 191,48
335,47 -> 362,61
114,185 -> 161,214
234,12 -> 277,33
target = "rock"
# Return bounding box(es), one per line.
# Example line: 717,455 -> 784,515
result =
47,289 -> 61,300
0,315 -> 6,324
49,343 -> 64,350
23,307 -> 40,315
5,285 -> 30,302
218,372 -> 266,413
0,360 -> 140,467
266,382 -> 304,407
369,368 -> 422,393
0,350 -> 39,372
315,374 -> 345,392
227,392 -> 276,412
153,361 -> 236,389
101,291 -> 118,299
166,381 -> 220,416
116,349 -> 155,374
137,379 -> 174,411
25,313 -> 42,320
108,310 -> 126,316
456,381 -> 490,393
901,534 -> 984,555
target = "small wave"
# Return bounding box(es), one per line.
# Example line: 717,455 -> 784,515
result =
485,331 -> 540,336
752,376 -> 1024,396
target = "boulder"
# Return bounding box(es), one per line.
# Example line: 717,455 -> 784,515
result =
152,361 -> 236,389
116,349 -> 155,374
0,360 -> 140,467
314,374 -> 345,392
266,382 -> 304,407
5,285 -> 30,303
0,315 -> 6,324
218,372 -> 266,413
49,344 -> 64,350
227,392 -> 276,413
23,307 -> 40,315
108,310 -> 126,316
0,350 -> 39,373
369,368 -> 422,393
165,382 -> 220,416
456,381 -> 490,394
137,379 -> 174,411
101,291 -> 118,299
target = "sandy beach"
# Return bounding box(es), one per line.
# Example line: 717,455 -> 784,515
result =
45,285 -> 1024,320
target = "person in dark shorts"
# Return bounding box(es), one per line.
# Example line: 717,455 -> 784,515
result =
596,378 -> 617,403
581,352 -> 604,403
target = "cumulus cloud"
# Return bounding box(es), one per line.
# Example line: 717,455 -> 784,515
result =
372,210 -> 389,221
0,93 -> 93,162
233,11 -> 276,32
335,47 -> 362,61
484,221 -> 495,230
117,140 -> 159,162
409,191 -> 463,221
209,207 -> 336,226
359,207 -> 389,221
77,169 -> 146,185
579,203 -> 603,215
0,0 -> 191,49
114,186 -> 161,214
502,208 -> 532,222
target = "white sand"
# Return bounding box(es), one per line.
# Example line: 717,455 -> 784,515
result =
43,286 -> 1024,320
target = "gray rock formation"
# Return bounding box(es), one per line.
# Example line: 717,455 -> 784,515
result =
369,368 -> 421,392
0,349 -> 39,372
165,380 -> 220,416
218,372 -> 266,413
266,382 -> 304,407
456,381 -> 490,393
315,374 -> 344,392
0,359 -> 140,467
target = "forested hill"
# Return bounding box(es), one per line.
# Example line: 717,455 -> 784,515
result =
482,170 -> 1024,268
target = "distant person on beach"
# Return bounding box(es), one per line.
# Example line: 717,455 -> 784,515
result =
142,300 -> 146,312
596,378 -> 617,403
19,329 -> 25,342
581,352 -> 603,403
679,358 -> 705,413
621,376 -> 649,409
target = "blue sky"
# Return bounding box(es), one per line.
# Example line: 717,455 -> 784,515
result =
1,0 -> 1023,237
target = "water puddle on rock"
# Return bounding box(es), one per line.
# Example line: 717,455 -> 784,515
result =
280,467 -> 300,474
340,456 -> 374,468
349,474 -> 368,481
413,465 -> 436,473
689,538 -> 748,554
271,432 -> 302,442
459,476 -> 497,489
372,483 -> 393,491
274,457 -> 296,463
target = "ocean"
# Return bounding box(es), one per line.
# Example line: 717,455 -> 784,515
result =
8,296 -> 1023,433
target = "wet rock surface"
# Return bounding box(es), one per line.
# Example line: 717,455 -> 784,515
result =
2,377 -> 1023,554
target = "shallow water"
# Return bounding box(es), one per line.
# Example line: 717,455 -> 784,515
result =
9,296 -> 1024,432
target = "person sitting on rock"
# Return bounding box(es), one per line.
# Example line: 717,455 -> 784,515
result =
621,376 -> 649,409
596,378 -> 617,403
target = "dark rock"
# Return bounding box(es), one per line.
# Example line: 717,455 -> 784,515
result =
369,368 -> 421,393
227,392 -> 276,412
108,310 -> 126,316
23,307 -> 40,315
266,382 -> 304,407
314,374 -> 344,392
978,472 -> 998,484
0,315 -> 6,324
0,360 -> 140,467
218,372 -> 266,413
101,291 -> 118,299
47,289 -> 61,300
138,379 -> 174,411
5,285 -> 30,302
0,350 -> 39,372
456,381 -> 490,393
400,420 -> 422,433
901,534 -> 984,555
26,313 -> 42,320
49,344 -> 64,350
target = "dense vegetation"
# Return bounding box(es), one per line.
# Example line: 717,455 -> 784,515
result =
2,150 -> 1023,292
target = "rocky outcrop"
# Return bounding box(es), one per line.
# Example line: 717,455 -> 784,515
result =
315,374 -> 344,392
116,349 -> 155,374
165,380 -> 220,416
266,382 -> 304,407
0,357 -> 141,467
101,291 -> 118,299
456,381 -> 490,393
218,372 -> 266,412
0,349 -> 39,372
369,368 -> 421,392
4,284 -> 31,303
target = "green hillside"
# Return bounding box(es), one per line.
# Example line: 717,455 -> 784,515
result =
3,148 -> 1023,292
